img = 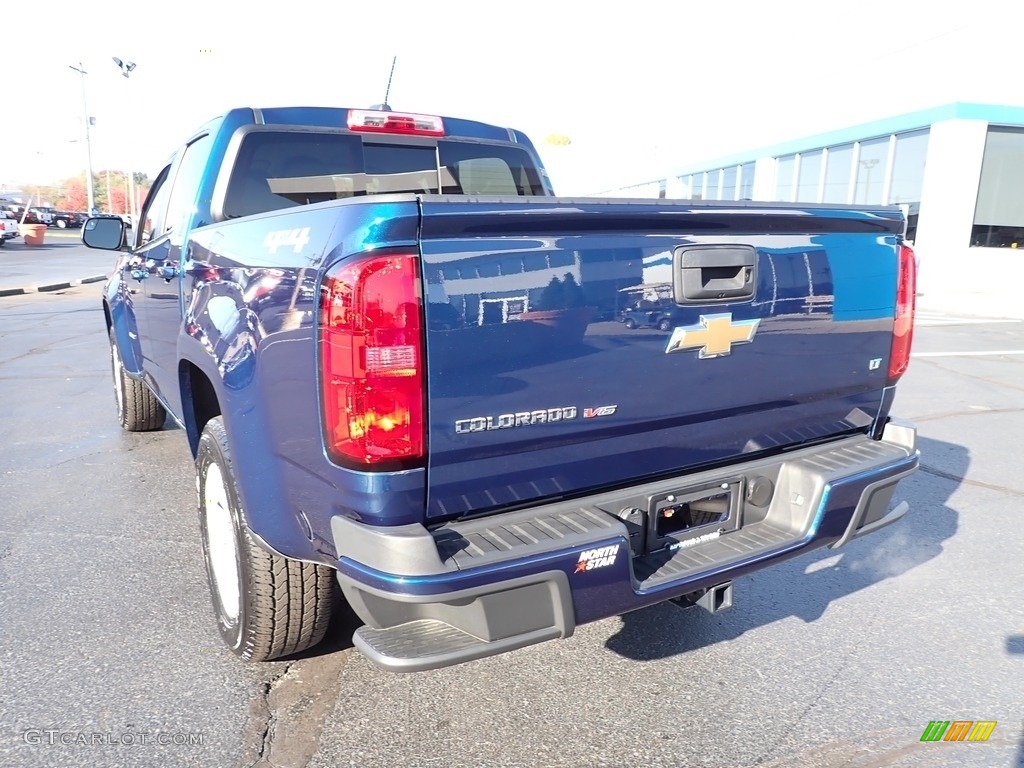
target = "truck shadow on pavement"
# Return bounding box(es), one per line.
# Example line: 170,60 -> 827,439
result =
605,435 -> 962,661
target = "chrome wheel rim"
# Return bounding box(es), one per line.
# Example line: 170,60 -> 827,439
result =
203,463 -> 241,623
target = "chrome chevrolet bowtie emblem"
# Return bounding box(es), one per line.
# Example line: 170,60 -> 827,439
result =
665,313 -> 760,358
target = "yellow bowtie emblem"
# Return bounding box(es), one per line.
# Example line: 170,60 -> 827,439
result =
665,313 -> 760,358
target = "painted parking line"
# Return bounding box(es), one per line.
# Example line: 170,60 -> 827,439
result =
915,313 -> 1022,326
912,350 -> 1024,357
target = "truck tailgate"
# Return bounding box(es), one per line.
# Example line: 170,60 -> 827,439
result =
418,197 -> 904,521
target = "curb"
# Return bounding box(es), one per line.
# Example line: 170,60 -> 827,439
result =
0,274 -> 107,298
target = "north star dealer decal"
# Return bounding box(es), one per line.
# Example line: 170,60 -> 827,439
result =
575,545 -> 620,573
455,405 -> 617,434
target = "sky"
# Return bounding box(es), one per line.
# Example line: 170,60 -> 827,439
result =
2,0 -> 1022,196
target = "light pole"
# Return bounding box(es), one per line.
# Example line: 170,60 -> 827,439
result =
113,57 -> 137,222
69,63 -> 96,213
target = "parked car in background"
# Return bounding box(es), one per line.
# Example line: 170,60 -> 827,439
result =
92,212 -> 130,228
28,207 -> 53,226
3,205 -> 44,224
2,204 -> 25,221
61,211 -> 85,228
34,207 -> 83,229
0,210 -> 20,246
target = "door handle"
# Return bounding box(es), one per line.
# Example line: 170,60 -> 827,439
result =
674,246 -> 757,303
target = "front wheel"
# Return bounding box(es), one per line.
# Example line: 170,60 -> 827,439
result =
623,318 -> 636,330
658,318 -> 673,332
197,416 -> 337,661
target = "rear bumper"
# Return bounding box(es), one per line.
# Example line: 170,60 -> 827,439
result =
333,420 -> 918,672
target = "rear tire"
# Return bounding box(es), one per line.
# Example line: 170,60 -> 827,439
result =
109,328 -> 166,431
658,318 -> 673,332
197,416 -> 336,661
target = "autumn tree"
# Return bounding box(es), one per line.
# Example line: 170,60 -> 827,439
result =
57,179 -> 87,211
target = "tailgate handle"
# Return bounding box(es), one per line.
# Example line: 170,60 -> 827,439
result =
674,246 -> 756,303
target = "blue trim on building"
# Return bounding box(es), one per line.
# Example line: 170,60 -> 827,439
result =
614,102 -> 1024,190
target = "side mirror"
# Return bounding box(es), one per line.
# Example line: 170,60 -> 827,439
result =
82,217 -> 126,250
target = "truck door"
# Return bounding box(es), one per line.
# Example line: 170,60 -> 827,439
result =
129,160 -> 175,408
144,133 -> 214,416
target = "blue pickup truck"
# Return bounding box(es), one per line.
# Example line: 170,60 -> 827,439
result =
82,105 -> 919,673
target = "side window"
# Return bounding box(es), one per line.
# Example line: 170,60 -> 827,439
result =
165,134 -> 212,245
137,163 -> 174,248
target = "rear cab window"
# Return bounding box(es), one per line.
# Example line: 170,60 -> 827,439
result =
221,131 -> 546,219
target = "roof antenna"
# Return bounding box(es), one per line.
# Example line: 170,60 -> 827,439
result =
370,57 -> 397,112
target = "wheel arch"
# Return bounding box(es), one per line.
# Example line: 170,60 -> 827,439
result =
105,284 -> 146,375
179,358 -> 222,458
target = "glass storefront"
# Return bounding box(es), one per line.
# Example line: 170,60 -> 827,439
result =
740,163 -> 755,200
888,129 -> 929,241
775,155 -> 795,202
854,137 -> 889,205
796,150 -> 822,203
822,143 -> 854,204
972,127 -> 1024,248
609,123 -> 940,242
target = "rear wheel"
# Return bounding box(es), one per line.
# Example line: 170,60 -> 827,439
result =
197,416 -> 337,661
658,318 -> 673,332
109,327 -> 165,431
624,318 -> 636,329
56,219 -> 67,229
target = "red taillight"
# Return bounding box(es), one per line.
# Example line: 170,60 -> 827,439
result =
888,243 -> 917,384
347,109 -> 445,137
319,253 -> 425,468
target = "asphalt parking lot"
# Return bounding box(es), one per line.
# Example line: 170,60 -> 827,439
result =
0,283 -> 1022,768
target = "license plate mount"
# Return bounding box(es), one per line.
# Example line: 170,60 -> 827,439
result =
646,480 -> 743,554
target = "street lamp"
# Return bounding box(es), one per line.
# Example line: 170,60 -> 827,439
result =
112,57 -> 136,78
68,63 -> 96,214
113,56 -> 138,223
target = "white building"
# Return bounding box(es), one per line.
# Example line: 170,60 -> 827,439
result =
593,103 -> 1024,319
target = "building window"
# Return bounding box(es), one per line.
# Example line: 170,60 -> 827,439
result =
972,127 -> 1024,248
796,150 -> 823,203
888,129 -> 929,241
854,137 -> 889,205
740,163 -> 755,200
706,169 -> 722,200
722,166 -> 737,201
775,155 -> 795,202
822,143 -> 854,204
